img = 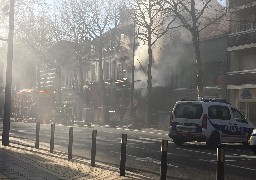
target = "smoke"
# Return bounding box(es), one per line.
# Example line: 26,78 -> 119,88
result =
133,0 -> 227,93
134,27 -> 190,91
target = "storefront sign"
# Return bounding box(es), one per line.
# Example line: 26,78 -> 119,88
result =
240,89 -> 253,100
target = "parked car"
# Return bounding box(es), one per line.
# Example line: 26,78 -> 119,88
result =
169,99 -> 255,147
249,128 -> 256,154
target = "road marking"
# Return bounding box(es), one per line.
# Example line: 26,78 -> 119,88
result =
110,151 -> 178,168
126,138 -> 155,144
138,137 -> 162,142
198,158 -> 256,171
226,163 -> 256,171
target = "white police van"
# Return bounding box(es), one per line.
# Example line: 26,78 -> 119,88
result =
169,99 -> 255,147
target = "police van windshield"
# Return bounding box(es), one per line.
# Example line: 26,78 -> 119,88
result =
231,107 -> 247,123
174,103 -> 203,119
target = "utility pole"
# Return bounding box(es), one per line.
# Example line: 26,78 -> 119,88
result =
2,0 -> 14,146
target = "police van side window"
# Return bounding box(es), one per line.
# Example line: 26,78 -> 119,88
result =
174,103 -> 203,119
208,105 -> 217,119
231,108 -> 247,123
219,106 -> 231,120
208,105 -> 231,120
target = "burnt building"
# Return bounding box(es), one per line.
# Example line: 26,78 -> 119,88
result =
227,0 -> 256,124
166,33 -> 228,108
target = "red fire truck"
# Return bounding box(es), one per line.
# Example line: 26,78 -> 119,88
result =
13,89 -> 55,123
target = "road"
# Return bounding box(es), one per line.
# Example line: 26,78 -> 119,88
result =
1,122 -> 256,179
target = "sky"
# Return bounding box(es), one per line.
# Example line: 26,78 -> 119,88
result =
217,0 -> 227,7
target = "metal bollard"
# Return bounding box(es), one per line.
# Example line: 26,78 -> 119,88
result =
160,140 -> 168,180
68,127 -> 73,160
120,134 -> 127,176
35,122 -> 40,149
50,123 -> 55,153
91,130 -> 97,167
216,145 -> 225,180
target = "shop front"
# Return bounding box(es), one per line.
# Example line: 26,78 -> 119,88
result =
227,70 -> 256,126
228,87 -> 256,126
238,89 -> 256,126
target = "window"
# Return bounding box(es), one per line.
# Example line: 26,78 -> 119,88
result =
208,105 -> 218,119
174,103 -> 203,119
208,105 -> 231,120
231,108 -> 247,123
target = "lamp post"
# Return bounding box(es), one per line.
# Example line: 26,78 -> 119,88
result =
2,0 -> 14,146
130,22 -> 136,121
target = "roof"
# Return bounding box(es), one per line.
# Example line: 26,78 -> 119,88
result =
178,98 -> 231,105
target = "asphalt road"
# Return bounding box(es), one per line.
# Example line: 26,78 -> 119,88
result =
1,122 -> 256,180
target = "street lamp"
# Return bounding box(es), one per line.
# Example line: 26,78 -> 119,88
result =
2,0 -> 14,146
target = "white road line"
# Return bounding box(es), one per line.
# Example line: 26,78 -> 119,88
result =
110,151 -> 178,168
138,137 -> 162,142
226,163 -> 256,171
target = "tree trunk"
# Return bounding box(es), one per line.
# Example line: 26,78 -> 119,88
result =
36,65 -> 41,90
78,59 -> 84,122
55,66 -> 62,105
98,36 -> 110,125
146,0 -> 153,127
2,0 -> 14,146
147,46 -> 153,127
191,0 -> 204,99
192,31 -> 204,99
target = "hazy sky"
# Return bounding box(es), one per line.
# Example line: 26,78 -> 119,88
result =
217,0 -> 226,7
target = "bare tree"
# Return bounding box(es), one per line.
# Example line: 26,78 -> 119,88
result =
81,0 -> 121,125
55,0 -> 92,121
129,0 -> 176,126
164,0 -> 227,99
15,0 -> 54,89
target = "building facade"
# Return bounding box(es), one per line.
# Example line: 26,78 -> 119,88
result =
157,34 -> 228,110
227,0 -> 256,124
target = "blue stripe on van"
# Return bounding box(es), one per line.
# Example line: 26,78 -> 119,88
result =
208,119 -> 254,135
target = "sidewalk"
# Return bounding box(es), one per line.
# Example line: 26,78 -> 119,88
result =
0,137 -> 149,180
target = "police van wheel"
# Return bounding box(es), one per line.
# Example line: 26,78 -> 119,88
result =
242,134 -> 251,146
173,138 -> 183,146
243,142 -> 249,146
252,146 -> 256,155
206,131 -> 220,148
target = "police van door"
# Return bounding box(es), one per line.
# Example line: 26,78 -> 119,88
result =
208,105 -> 232,142
228,107 -> 248,143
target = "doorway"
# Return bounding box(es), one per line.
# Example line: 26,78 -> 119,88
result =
248,102 -> 256,125
239,102 -> 256,125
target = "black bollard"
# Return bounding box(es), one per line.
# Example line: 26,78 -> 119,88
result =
68,127 -> 73,160
120,134 -> 127,176
50,123 -> 55,153
216,145 -> 225,180
91,130 -> 97,167
35,122 -> 40,149
160,140 -> 168,180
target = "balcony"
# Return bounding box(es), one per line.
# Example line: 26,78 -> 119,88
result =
229,0 -> 256,11
227,70 -> 256,86
227,29 -> 256,50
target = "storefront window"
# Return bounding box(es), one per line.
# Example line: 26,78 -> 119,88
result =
239,102 -> 246,116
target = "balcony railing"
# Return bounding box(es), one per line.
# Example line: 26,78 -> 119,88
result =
230,20 -> 256,34
228,29 -> 256,47
229,0 -> 256,10
227,71 -> 256,86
